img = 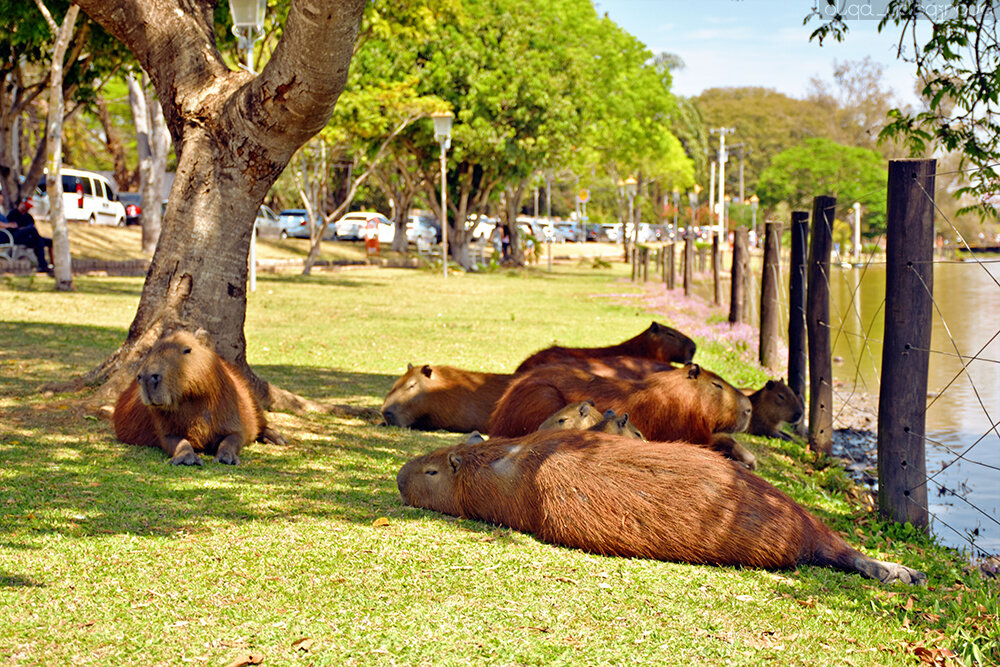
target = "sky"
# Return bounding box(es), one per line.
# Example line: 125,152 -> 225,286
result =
595,0 -> 925,107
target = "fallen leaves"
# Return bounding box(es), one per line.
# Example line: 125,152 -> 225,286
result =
223,651 -> 263,667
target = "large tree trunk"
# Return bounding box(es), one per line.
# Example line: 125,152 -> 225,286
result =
71,0 -> 367,410
127,72 -> 170,255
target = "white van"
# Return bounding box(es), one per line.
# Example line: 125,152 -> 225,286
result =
37,168 -> 127,226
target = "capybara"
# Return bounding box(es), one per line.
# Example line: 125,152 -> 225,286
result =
113,330 -> 284,466
489,363 -> 756,468
514,322 -> 696,374
537,401 -> 602,431
396,430 -> 925,585
741,380 -> 804,440
555,355 -> 675,382
381,364 -> 513,433
591,409 -> 645,440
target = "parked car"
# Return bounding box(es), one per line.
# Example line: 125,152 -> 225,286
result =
36,168 -> 127,226
118,192 -> 143,226
254,205 -> 280,236
276,208 -> 320,239
406,212 -> 440,245
334,211 -> 393,242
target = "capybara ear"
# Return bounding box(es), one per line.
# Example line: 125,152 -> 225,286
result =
602,409 -> 616,419
686,363 -> 701,379
577,402 -> 592,417
616,414 -> 629,429
421,365 -> 433,378
585,399 -> 596,407
407,362 -> 414,371
448,452 -> 462,473
192,327 -> 213,348
766,379 -> 775,389
650,322 -> 661,332
464,431 -> 486,445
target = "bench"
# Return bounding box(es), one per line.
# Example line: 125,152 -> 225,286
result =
0,228 -> 34,268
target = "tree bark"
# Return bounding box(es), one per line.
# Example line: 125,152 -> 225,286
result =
126,72 -> 170,255
36,0 -> 79,291
71,0 -> 367,409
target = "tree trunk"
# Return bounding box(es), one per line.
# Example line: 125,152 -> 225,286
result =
96,95 -> 136,191
36,1 -> 79,291
70,0 -> 367,410
127,72 -> 170,255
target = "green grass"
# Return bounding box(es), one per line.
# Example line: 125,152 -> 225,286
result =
1,263 -> 997,666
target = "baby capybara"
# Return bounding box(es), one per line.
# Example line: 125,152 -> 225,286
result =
113,330 -> 283,465
489,363 -> 755,468
396,430 -> 925,585
381,364 -> 513,433
514,322 -> 695,374
741,379 -> 804,440
537,401 -> 644,439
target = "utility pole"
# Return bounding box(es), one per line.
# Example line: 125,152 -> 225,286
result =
710,127 -> 734,240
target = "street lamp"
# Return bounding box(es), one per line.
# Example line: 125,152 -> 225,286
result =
431,111 -> 453,277
229,0 -> 266,292
748,194 -> 759,245
688,184 -> 701,238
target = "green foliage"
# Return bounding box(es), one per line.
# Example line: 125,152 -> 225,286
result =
756,137 -> 888,236
807,1 -> 1000,217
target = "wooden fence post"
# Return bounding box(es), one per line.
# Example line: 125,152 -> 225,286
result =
788,211 -> 809,404
729,228 -> 747,324
683,234 -> 693,297
759,222 -> 782,368
712,233 -> 722,305
667,242 -> 676,290
641,246 -> 649,282
807,195 -> 835,456
877,159 -> 934,530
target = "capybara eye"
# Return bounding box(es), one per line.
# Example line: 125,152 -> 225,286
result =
712,382 -> 723,390
776,395 -> 785,402
183,347 -> 192,354
425,469 -> 438,476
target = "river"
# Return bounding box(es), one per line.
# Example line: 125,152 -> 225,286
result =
829,259 -> 1000,559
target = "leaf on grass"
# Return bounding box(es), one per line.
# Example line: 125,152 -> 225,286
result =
291,637 -> 314,652
734,595 -> 754,602
223,651 -> 263,667
372,517 -> 390,527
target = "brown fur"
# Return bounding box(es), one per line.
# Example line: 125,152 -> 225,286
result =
489,363 -> 755,467
113,330 -> 282,466
514,322 -> 695,374
381,364 -> 514,433
591,409 -> 646,439
741,380 -> 804,440
396,430 -> 925,584
554,356 -> 676,381
537,401 -> 601,431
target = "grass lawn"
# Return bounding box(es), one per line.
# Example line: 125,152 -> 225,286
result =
0,259 -> 997,666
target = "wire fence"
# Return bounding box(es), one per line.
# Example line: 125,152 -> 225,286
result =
800,167 -> 1000,562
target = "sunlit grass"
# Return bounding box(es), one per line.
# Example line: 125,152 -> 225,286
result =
0,262 -> 996,665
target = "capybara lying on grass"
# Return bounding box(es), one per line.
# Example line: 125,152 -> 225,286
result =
489,363 -> 755,468
113,330 -> 284,465
381,364 -> 514,433
396,430 -> 926,585
514,322 -> 695,374
741,379 -> 804,440
556,355 -> 675,381
538,401 -> 644,439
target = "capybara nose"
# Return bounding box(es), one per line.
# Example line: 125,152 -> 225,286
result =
147,373 -> 161,391
382,408 -> 398,426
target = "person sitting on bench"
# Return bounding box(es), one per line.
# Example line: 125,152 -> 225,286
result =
1,199 -> 52,273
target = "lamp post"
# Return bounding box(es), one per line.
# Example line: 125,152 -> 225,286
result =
229,0 -> 266,293
431,111 -> 453,277
671,187 -> 680,242
625,175 -> 637,243
749,194 -> 759,246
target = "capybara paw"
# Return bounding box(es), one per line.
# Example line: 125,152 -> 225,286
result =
215,450 -> 240,466
260,426 -> 286,447
170,451 -> 203,466
879,562 -> 927,585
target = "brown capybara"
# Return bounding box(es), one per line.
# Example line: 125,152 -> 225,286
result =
741,379 -> 805,440
113,330 -> 284,466
381,364 -> 514,433
537,401 -> 602,431
555,355 -> 675,381
514,322 -> 696,374
489,363 -> 756,468
591,409 -> 646,440
396,430 -> 925,585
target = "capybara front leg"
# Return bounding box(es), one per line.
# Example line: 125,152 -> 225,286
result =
709,434 -> 757,470
258,426 -> 286,447
852,556 -> 927,585
215,434 -> 243,465
162,436 -> 203,466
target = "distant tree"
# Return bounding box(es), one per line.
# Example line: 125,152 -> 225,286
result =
807,1 -> 1000,211
756,137 -> 888,236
